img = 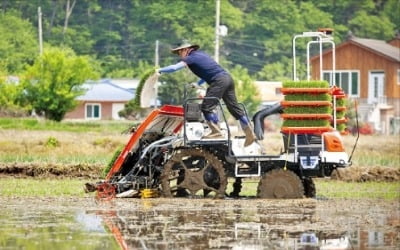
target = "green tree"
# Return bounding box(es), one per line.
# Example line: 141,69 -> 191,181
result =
22,47 -> 99,121
0,74 -> 28,116
230,65 -> 261,116
1,0 -> 398,81
348,11 -> 396,40
0,11 -> 38,74
383,0 -> 400,32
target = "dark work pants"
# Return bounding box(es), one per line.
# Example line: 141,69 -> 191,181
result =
201,73 -> 245,120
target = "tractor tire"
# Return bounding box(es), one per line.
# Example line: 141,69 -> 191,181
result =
161,148 -> 227,198
257,169 -> 304,199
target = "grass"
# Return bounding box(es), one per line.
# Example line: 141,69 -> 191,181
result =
0,117 -> 135,133
344,134 -> 400,167
0,178 -> 398,200
0,129 -> 127,165
314,179 -> 400,200
226,178 -> 400,200
0,177 -> 93,197
0,117 -> 399,200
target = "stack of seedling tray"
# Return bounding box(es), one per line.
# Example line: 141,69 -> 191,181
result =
281,80 -> 333,134
331,86 -> 347,134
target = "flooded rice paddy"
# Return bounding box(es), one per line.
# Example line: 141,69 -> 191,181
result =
0,197 -> 398,249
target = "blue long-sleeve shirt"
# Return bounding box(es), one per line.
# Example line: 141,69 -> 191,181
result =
158,50 -> 226,86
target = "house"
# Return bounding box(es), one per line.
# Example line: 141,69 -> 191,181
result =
310,33 -> 400,134
254,81 -> 283,108
64,79 -> 137,120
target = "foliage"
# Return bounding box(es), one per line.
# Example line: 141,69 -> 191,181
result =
0,0 -> 396,81
348,11 -> 396,39
257,59 -> 292,81
22,47 -> 99,121
45,136 -> 60,148
0,75 -> 29,116
229,65 -> 261,116
0,0 -> 398,114
0,11 -> 38,74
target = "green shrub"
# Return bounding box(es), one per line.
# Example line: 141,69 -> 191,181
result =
45,136 -> 60,148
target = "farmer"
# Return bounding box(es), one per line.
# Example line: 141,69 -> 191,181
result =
157,40 -> 256,146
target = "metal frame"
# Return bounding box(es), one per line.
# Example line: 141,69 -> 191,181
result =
292,31 -> 336,86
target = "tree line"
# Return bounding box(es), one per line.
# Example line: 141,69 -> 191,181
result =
0,0 -> 398,121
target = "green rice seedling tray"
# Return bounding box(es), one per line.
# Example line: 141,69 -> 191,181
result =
284,106 -> 332,114
281,88 -> 331,94
282,80 -> 330,88
281,114 -> 332,119
284,93 -> 332,101
281,101 -> 332,107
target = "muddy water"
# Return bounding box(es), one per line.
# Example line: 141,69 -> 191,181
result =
0,197 -> 398,250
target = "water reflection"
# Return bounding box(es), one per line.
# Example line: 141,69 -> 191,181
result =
0,205 -> 119,249
0,198 -> 398,250
88,199 -> 399,250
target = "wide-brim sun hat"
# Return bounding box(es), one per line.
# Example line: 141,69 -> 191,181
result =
171,40 -> 200,54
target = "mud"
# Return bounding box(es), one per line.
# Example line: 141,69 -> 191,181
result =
1,162 -> 399,182
332,166 -> 400,182
0,162 -> 102,179
0,197 -> 398,249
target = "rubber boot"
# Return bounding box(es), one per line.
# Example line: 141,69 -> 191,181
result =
204,121 -> 223,139
243,125 -> 257,146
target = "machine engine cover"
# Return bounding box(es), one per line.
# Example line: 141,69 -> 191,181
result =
185,122 -> 205,140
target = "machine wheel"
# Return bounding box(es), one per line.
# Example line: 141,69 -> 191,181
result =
257,169 -> 304,199
303,177 -> 316,198
161,148 -> 227,198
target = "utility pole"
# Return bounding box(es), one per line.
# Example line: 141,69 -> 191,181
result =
155,40 -> 159,67
154,40 -> 159,108
214,0 -> 220,63
38,7 -> 43,55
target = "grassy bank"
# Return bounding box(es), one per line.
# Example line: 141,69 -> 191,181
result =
0,117 -> 134,133
0,177 -> 92,197
0,117 -> 399,168
0,177 -> 398,200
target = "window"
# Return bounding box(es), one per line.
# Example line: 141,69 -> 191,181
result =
86,103 -> 101,119
323,70 -> 359,97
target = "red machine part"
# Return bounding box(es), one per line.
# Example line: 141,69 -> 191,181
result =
324,132 -> 345,152
105,105 -> 184,180
96,182 -> 117,200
